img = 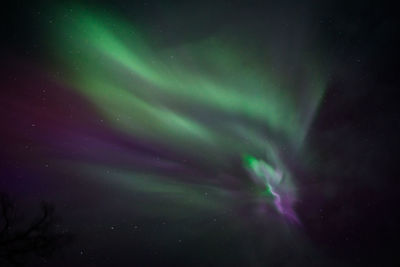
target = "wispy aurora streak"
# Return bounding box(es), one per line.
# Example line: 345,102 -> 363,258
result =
46,5 -> 327,222
243,154 -> 299,223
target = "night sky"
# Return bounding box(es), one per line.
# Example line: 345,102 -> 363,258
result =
1,0 -> 399,266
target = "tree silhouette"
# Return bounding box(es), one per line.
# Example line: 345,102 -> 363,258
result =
0,193 -> 73,266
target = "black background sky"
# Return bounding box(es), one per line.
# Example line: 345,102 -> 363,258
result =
2,0 -> 400,266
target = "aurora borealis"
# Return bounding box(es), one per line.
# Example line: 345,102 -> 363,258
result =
2,0 -> 399,266
43,4 -> 326,223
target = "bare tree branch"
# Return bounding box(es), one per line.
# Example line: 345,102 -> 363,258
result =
0,193 -> 73,266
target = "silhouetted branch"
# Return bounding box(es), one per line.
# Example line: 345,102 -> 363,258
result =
0,193 -> 73,266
